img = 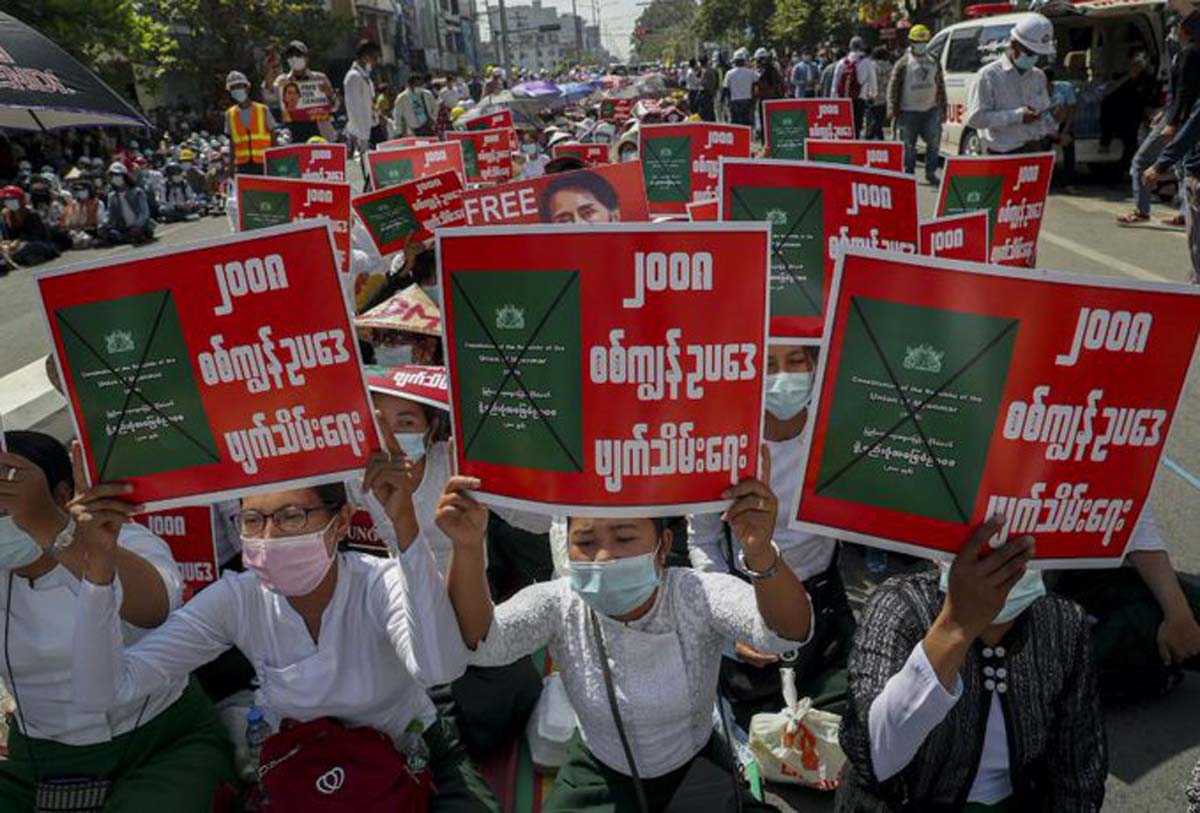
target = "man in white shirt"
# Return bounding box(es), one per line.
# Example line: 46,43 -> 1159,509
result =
343,39 -> 381,189
723,50 -> 757,127
833,36 -> 877,136
965,14 -> 1058,154
392,74 -> 438,138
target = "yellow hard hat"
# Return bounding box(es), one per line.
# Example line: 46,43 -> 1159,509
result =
306,135 -> 328,144
179,148 -> 196,161
909,24 -> 932,43
450,106 -> 466,121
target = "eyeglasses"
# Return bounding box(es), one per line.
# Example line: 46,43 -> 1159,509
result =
235,504 -> 336,537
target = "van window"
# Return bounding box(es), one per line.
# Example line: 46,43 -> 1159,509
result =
978,24 -> 1013,66
929,32 -> 949,64
946,28 -> 981,73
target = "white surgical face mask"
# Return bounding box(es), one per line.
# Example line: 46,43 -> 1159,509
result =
937,561 -> 1047,623
393,432 -> 427,463
110,176 -> 125,188
3,199 -> 19,211
1013,52 -> 1039,71
0,516 -> 45,571
764,371 -> 813,420
288,56 -> 307,72
230,88 -> 248,103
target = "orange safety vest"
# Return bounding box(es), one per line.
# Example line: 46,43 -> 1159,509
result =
227,102 -> 271,165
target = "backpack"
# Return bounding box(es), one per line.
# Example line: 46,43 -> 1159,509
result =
836,54 -> 863,100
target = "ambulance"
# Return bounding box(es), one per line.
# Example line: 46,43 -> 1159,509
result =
931,0 -> 1169,168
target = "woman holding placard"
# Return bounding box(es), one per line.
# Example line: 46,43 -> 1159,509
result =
438,459 -> 812,811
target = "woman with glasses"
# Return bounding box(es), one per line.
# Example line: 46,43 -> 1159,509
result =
70,431 -> 501,811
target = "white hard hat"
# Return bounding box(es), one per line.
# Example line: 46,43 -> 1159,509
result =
1011,14 -> 1055,56
547,131 -> 573,147
733,47 -> 749,62
226,70 -> 250,89
753,47 -> 770,60
107,161 -> 128,176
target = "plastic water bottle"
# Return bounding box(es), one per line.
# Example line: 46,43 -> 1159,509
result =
244,706 -> 271,781
401,719 -> 430,773
865,548 -> 889,578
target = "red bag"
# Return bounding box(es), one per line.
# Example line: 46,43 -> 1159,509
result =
836,54 -> 863,100
257,717 -> 435,812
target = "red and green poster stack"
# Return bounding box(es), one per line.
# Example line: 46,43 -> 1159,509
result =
763,99 -> 855,160
639,122 -> 751,216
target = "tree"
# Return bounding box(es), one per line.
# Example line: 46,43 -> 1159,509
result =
631,0 -> 698,63
694,0 -> 776,51
768,0 -> 858,52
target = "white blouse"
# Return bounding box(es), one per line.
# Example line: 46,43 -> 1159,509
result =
73,541 -> 467,743
468,568 -> 810,778
1,523 -> 185,746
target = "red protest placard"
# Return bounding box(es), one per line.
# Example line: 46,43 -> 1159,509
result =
551,143 -> 611,166
446,128 -> 515,185
764,99 -> 855,161
378,137 -> 440,149
438,223 -> 770,515
366,364 -> 449,409
36,221 -> 379,509
719,158 -> 919,341
792,248 -> 1200,566
804,140 -> 905,173
235,175 -> 351,273
352,169 -> 466,254
600,98 -> 634,121
687,199 -> 719,222
460,162 -> 649,225
367,142 -> 466,189
936,152 -> 1054,268
920,211 -> 990,263
464,109 -> 515,131
136,506 -> 218,601
263,143 -> 348,182
639,123 -> 752,216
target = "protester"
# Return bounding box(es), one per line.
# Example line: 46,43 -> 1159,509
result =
1145,88 -> 1200,284
685,59 -> 703,112
69,436 -> 500,811
344,40 -> 381,165
724,49 -> 757,128
158,161 -> 201,222
889,24 -> 947,183
27,174 -> 71,250
0,431 -> 237,809
696,55 -> 719,122
790,51 -> 818,99
1100,51 -> 1158,171
101,162 -> 155,245
865,46 -> 893,140
965,14 -> 1058,155
838,519 -> 1107,809
834,37 -> 877,136
223,71 -> 274,176
393,74 -> 439,138
820,49 -> 846,98
0,184 -> 61,268
263,40 -> 337,143
63,178 -> 105,248
754,48 -> 787,140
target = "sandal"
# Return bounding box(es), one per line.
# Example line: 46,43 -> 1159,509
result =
1116,211 -> 1150,225
1161,214 -> 1186,227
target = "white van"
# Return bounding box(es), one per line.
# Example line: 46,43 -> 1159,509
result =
930,1 -> 1167,166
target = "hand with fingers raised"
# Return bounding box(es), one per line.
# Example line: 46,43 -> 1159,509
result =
436,475 -> 488,555
67,441 -> 143,587
721,445 -> 778,571
941,517 -> 1035,642
363,410 -> 420,551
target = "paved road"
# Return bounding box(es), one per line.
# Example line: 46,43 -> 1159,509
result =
0,179 -> 1197,811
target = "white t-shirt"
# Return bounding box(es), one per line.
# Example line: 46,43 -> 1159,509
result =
724,66 -> 757,101
1,524 -> 185,745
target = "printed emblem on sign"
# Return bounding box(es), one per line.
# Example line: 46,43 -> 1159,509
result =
495,303 -> 525,330
315,766 -> 345,795
104,330 -> 135,354
966,191 -> 983,204
766,208 -> 789,226
903,344 -> 944,374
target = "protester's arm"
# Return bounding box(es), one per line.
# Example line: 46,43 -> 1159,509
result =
1130,549 -> 1200,664
1153,101 -> 1200,172
887,60 -> 903,121
1173,47 -> 1200,127
965,72 -> 1023,131
1045,603 -> 1108,810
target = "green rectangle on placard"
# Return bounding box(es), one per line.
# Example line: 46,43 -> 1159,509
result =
943,174 -> 1004,236
240,188 -> 293,231
358,193 -> 421,248
265,154 -> 302,178
769,109 -> 809,160
811,152 -> 853,165
727,185 -> 825,318
453,269 -> 583,472
642,135 -> 692,203
374,157 -> 416,188
815,298 -> 1018,523
460,141 -> 480,179
56,290 -> 220,481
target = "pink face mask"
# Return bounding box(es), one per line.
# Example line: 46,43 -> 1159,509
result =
241,520 -> 336,596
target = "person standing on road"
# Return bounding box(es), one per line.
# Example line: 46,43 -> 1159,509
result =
834,37 -> 877,136
343,39 -> 381,181
1145,83 -> 1200,284
1119,15 -> 1200,226
965,14 -> 1057,155
698,55 -> 718,122
820,49 -> 846,98
723,49 -> 757,128
262,41 -> 337,144
889,25 -> 947,184
392,74 -> 438,138
865,46 -> 893,139
223,71 -> 274,177
790,51 -> 818,99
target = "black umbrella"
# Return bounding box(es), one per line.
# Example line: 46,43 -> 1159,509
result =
0,11 -> 149,131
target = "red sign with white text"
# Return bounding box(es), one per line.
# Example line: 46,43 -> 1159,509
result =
36,221 -> 379,509
367,142 -> 466,189
378,137 -> 440,149
136,506 -> 218,601
719,159 -> 919,341
446,129 -> 516,184
639,123 -> 752,216
438,223 -> 770,515
464,109 -> 514,132
352,169 -> 466,254
366,364 -> 449,410
460,162 -> 649,225
764,99 -> 855,161
936,152 -> 1054,268
551,143 -> 610,166
687,199 -> 719,222
920,211 -> 990,263
805,140 -> 905,173
792,249 -> 1200,566
263,143 -> 348,182
235,175 -> 351,273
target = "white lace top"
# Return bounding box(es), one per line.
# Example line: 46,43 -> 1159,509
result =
468,568 -> 811,777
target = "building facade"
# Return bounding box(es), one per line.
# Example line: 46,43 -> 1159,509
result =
483,0 -> 602,72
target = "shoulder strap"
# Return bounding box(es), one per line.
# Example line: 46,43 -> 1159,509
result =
588,610 -> 650,813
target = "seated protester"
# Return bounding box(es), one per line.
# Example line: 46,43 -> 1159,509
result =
1053,508 -> 1200,702
63,178 -> 106,248
27,175 -> 71,250
0,185 -> 60,268
70,438 -> 500,812
0,432 -> 236,810
838,519 -> 1107,811
101,162 -> 155,245
158,161 -> 202,223
690,344 -> 855,720
439,463 -> 812,811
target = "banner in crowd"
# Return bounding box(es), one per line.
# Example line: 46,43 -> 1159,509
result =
235,175 -> 351,273
352,169 -> 466,254
600,98 -> 634,121
791,248 -> 1200,565
445,129 -> 516,184
763,99 -> 855,161
551,142 -> 611,166
365,364 -> 450,409
379,137 -> 440,149
805,139 -> 904,172
36,221 -> 379,509
263,143 -> 348,182
920,211 -> 990,263
367,142 -> 466,189
687,199 -> 719,222
936,152 -> 1055,268
437,223 -> 771,515
464,109 -> 515,131
639,123 -> 752,215
719,158 -> 919,341
460,162 -> 649,226
278,77 -> 333,122
136,506 -> 219,601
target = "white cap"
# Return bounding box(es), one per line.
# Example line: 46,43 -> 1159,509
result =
1011,14 -> 1055,56
225,70 -> 250,90
754,47 -> 770,60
